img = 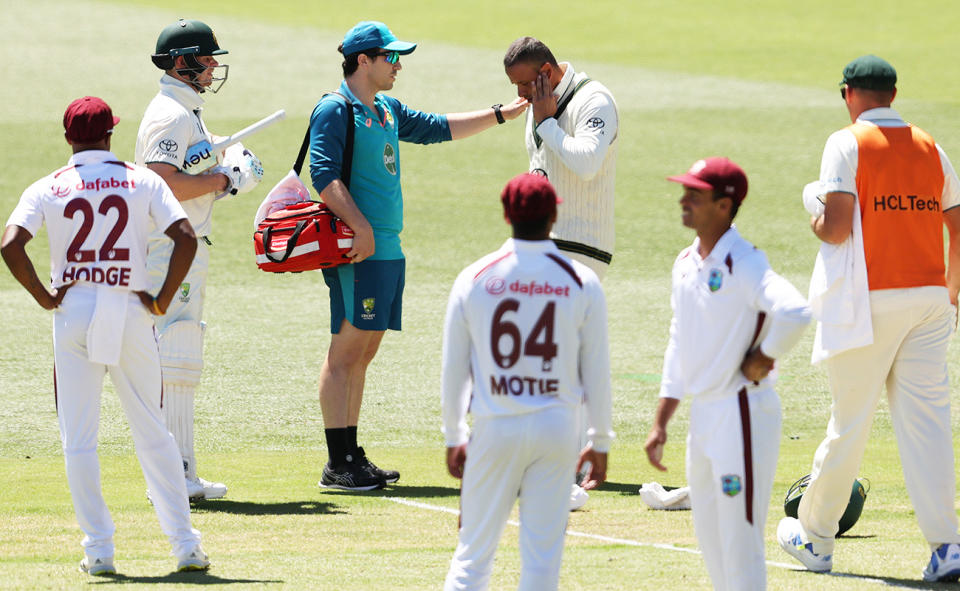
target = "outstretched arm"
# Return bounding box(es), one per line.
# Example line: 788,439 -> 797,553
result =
447,97 -> 528,140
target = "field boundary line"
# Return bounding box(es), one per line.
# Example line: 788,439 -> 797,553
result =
384,496 -> 915,588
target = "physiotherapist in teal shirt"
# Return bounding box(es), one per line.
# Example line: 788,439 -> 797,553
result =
309,21 -> 528,492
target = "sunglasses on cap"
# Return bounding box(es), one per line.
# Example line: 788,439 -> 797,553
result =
377,50 -> 400,64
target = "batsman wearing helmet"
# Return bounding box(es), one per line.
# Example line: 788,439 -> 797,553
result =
135,19 -> 263,501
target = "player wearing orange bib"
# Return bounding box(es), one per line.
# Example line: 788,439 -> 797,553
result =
778,55 -> 960,583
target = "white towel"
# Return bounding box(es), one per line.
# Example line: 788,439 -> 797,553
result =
807,192 -> 873,364
253,169 -> 311,231
638,482 -> 691,510
86,287 -> 128,366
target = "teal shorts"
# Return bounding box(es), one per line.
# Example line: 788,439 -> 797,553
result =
322,258 -> 405,333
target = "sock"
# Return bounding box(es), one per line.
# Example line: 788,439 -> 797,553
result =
346,426 -> 358,452
325,428 -> 350,466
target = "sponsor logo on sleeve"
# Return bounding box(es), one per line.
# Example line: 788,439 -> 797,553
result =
586,117 -> 605,129
485,277 -> 506,295
531,168 -> 548,178
158,139 -> 179,153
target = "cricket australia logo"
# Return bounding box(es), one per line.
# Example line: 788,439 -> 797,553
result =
721,474 -> 742,497
383,143 -> 397,175
361,297 -> 376,320
178,282 -> 191,303
708,269 -> 723,292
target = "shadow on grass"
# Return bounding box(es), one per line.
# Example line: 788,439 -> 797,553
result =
598,481 -> 644,495
190,500 -> 345,516
89,571 -> 282,585
317,484 -> 460,499
820,570 -> 942,590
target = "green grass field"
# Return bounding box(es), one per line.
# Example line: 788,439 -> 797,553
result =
3,0 -> 960,589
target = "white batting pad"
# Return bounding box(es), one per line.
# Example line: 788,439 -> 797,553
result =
159,320 -> 203,388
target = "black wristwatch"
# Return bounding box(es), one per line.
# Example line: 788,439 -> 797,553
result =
492,104 -> 505,124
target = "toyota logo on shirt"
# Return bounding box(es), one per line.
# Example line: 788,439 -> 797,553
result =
158,139 -> 179,153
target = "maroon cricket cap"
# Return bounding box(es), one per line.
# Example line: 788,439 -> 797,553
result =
63,96 -> 119,144
500,173 -> 563,223
667,157 -> 748,204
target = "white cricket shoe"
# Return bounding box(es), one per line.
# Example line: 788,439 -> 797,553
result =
777,517 -> 833,572
79,555 -> 115,576
569,483 -> 589,511
185,476 -> 227,501
176,546 -> 210,572
923,543 -> 960,582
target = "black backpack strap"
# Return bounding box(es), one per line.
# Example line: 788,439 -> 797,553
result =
294,91 -> 355,188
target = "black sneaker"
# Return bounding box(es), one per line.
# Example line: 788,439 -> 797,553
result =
318,454 -> 384,491
356,446 -> 400,484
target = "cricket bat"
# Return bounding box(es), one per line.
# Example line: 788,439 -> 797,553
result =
182,109 -> 286,175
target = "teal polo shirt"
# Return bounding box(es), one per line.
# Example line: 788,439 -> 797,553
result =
308,81 -> 451,260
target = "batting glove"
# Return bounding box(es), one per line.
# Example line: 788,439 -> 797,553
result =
214,143 -> 264,200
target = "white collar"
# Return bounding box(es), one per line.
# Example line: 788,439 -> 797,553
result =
690,225 -> 740,264
552,62 -> 575,99
504,237 -> 561,254
67,150 -> 119,166
159,74 -> 204,110
856,107 -> 906,127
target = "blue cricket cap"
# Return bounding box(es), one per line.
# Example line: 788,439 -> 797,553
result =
341,21 -> 417,56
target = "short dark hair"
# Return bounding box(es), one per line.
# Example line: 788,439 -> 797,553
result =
713,190 -> 741,221
338,42 -> 381,77
503,37 -> 558,69
851,86 -> 896,105
510,216 -> 552,239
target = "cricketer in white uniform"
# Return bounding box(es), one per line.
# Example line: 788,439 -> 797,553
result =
442,173 -> 614,591
0,96 -> 209,575
135,19 -> 260,501
777,55 -> 960,583
645,157 -> 810,591
503,37 -> 617,280
504,37 -> 618,510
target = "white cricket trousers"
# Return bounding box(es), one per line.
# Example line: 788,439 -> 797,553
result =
799,287 -> 960,554
445,405 -> 578,591
53,287 -> 200,560
687,387 -> 781,591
